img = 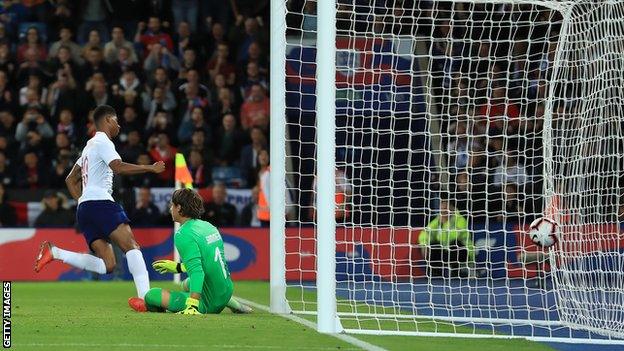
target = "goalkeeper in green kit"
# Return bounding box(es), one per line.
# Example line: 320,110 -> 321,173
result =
128,188 -> 252,314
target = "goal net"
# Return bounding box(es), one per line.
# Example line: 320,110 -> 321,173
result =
270,0 -> 624,343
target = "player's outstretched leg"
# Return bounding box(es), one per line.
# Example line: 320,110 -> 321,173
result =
110,223 -> 150,298
35,241 -> 108,274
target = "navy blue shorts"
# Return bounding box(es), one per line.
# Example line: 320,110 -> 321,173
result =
77,200 -> 130,248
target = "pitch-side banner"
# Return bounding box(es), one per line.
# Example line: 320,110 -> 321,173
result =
0,228 -> 269,281
141,187 -> 253,214
2,225 -> 622,281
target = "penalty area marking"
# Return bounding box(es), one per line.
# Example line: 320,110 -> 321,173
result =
236,297 -> 388,351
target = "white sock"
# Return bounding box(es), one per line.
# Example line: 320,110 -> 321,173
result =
51,246 -> 106,274
126,249 -> 150,298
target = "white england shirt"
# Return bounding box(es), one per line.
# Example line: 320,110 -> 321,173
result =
77,132 -> 121,204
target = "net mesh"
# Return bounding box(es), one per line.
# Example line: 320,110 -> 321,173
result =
280,0 -> 624,341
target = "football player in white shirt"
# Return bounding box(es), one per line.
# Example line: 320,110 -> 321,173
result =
34,105 -> 165,303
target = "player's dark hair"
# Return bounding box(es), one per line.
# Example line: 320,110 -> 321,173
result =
171,188 -> 205,219
93,105 -> 116,128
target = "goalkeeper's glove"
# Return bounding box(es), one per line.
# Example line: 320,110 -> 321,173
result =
152,260 -> 185,274
177,297 -> 201,315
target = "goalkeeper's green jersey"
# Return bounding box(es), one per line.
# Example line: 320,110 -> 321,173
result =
175,218 -> 233,313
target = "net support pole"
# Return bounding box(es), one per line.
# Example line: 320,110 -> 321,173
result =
173,181 -> 181,284
316,0 -> 342,334
269,0 -> 291,314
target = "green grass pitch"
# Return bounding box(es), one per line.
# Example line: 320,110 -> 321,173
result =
10,281 -> 553,351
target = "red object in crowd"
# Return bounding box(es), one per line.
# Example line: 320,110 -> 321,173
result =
149,145 -> 177,182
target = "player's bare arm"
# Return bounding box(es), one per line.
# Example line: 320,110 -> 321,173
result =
109,159 -> 166,175
65,163 -> 82,201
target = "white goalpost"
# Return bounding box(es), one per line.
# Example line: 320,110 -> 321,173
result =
270,0 -> 624,344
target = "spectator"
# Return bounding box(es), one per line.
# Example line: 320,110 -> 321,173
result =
104,26 -> 138,64
47,44 -> 80,78
240,84 -> 269,131
211,87 -> 236,124
49,27 -> 84,65
188,148 -> 208,187
256,148 -> 270,226
148,133 -> 177,185
239,61 -> 267,99
119,129 -> 144,163
34,190 -> 75,227
20,87 -> 47,112
47,68 -> 80,119
55,109 -> 76,142
15,108 -> 54,152
177,82 -> 208,125
116,69 -> 144,97
120,105 -> 143,132
0,183 -> 16,227
110,46 -> 141,81
16,151 -> 49,189
245,41 -> 267,74
240,185 -> 260,227
178,49 -> 200,80
309,167 -> 352,222
143,42 -> 181,76
418,198 -> 474,278
146,110 -> 176,143
49,148 -> 73,189
173,21 -> 201,58
86,79 -> 122,112
214,113 -> 244,166
144,86 -> 177,127
53,132 -> 76,158
180,128 -> 212,166
135,16 -> 174,55
129,187 -> 162,226
16,26 -> 47,63
81,29 -> 104,59
206,43 -> 236,85
19,74 -> 47,107
203,183 -> 237,226
81,46 -> 112,83
177,67 -> 209,98
204,22 -> 227,60
239,127 -> 266,185
15,47 -> 47,84
229,17 -> 267,61
177,106 -> 210,145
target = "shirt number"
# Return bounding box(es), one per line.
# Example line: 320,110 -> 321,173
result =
214,247 -> 228,279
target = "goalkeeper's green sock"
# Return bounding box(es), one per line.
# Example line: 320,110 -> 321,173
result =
227,297 -> 243,310
227,297 -> 252,313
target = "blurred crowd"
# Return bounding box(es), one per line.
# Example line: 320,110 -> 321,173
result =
0,0 -> 269,227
